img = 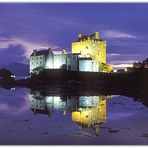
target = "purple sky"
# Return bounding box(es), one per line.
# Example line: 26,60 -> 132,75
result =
0,3 -> 148,68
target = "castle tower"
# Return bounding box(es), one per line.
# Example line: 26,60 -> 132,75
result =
71,32 -> 106,64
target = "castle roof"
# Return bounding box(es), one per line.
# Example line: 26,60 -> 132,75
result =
30,49 -> 69,56
30,49 -> 50,56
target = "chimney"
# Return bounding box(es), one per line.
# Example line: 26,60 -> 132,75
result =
62,49 -> 66,54
48,48 -> 52,52
33,50 -> 36,56
78,34 -> 83,39
95,32 -> 99,39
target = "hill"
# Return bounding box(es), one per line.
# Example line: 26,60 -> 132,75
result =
0,62 -> 29,76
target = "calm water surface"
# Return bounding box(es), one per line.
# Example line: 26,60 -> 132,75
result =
0,87 -> 148,145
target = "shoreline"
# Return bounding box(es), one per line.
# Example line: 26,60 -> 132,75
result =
1,69 -> 148,91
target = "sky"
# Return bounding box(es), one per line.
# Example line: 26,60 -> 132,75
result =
0,3 -> 148,69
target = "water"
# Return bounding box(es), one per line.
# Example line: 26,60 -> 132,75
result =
15,76 -> 29,80
0,87 -> 148,145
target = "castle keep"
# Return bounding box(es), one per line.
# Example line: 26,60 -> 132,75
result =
30,32 -> 112,73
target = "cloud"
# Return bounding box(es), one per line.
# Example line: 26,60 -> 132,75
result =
112,64 -> 133,68
107,53 -> 142,69
103,30 -> 137,39
0,37 -> 58,64
0,44 -> 26,65
109,60 -> 136,65
109,59 -> 135,69
107,53 -> 121,57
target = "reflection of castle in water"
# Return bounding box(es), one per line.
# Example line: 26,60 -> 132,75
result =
29,90 -> 111,131
72,96 -> 107,129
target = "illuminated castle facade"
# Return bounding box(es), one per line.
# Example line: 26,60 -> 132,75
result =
30,32 -> 112,73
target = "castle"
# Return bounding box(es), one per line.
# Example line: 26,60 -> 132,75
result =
30,32 -> 112,74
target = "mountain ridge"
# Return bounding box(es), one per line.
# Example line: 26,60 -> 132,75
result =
0,62 -> 29,76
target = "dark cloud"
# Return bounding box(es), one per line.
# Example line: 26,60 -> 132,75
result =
0,44 -> 26,65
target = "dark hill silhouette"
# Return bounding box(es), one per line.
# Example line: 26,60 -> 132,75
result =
0,68 -> 14,81
0,62 -> 29,76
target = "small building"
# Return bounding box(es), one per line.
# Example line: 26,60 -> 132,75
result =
133,62 -> 142,68
124,58 -> 148,72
